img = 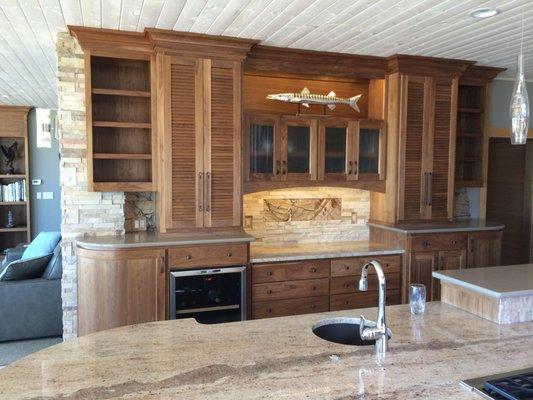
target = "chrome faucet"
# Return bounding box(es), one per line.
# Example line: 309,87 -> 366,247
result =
358,260 -> 388,355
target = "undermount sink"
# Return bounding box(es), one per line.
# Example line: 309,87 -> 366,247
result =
312,317 -> 393,346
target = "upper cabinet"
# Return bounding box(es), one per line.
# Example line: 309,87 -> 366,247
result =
86,54 -> 155,192
401,75 -> 457,221
157,56 -> 244,232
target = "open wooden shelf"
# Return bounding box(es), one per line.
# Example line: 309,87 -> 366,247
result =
92,182 -> 153,192
93,153 -> 152,160
0,227 -> 28,233
0,201 -> 27,206
458,107 -> 482,113
92,121 -> 151,129
457,132 -> 482,138
455,179 -> 483,188
0,174 -> 26,179
92,88 -> 151,97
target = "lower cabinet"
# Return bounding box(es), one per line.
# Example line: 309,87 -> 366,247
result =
468,231 -> 502,268
77,248 -> 167,336
251,255 -> 402,319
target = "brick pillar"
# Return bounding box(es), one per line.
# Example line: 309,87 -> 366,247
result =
56,33 -> 125,340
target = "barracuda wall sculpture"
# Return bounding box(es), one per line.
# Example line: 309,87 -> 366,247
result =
266,87 -> 362,112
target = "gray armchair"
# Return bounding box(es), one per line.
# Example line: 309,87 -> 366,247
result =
0,243 -> 62,342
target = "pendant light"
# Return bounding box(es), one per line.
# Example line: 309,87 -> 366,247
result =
509,12 -> 529,145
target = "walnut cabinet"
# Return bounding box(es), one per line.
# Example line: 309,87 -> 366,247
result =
156,56 -> 243,232
244,115 -> 385,187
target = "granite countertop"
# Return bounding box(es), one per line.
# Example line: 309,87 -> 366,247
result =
433,264 -> 533,298
0,303 -> 531,399
250,241 -> 404,263
76,230 -> 255,250
368,219 -> 504,234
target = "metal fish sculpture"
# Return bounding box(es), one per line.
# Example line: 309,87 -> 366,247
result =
266,87 -> 362,112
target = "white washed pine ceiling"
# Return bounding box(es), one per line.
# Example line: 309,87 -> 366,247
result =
0,0 -> 531,108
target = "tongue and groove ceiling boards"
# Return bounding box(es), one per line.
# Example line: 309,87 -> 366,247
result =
0,0 -> 531,108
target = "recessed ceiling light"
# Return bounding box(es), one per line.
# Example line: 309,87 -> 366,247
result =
470,8 -> 500,19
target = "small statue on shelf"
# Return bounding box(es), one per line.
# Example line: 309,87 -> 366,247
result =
0,142 -> 18,175
6,210 -> 14,228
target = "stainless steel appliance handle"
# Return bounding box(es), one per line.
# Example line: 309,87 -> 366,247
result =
170,266 -> 246,277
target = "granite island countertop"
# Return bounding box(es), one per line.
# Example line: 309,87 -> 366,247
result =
0,302 -> 531,399
250,241 -> 404,263
368,219 -> 504,234
433,264 -> 533,298
76,230 -> 255,250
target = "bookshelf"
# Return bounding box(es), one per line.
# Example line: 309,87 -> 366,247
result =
0,106 -> 31,256
87,55 -> 154,192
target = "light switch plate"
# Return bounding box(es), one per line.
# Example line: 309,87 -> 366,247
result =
36,192 -> 42,200
42,192 -> 54,200
31,179 -> 42,185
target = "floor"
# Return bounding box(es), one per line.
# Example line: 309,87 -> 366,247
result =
0,337 -> 62,367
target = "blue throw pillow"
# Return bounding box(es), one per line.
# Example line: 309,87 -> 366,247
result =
21,232 -> 61,261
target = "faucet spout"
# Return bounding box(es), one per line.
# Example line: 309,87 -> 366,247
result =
358,260 -> 388,355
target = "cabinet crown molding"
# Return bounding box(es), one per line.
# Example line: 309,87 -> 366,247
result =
460,65 -> 507,85
145,29 -> 258,60
387,54 -> 474,77
69,26 -> 258,60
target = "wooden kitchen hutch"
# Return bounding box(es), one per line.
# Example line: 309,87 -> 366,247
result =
70,26 -> 505,334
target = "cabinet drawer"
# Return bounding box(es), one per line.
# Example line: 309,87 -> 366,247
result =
168,243 -> 247,269
252,278 -> 329,302
331,255 -> 401,277
252,260 -> 329,284
252,296 -> 329,319
331,273 -> 400,295
330,290 -> 400,311
410,233 -> 466,252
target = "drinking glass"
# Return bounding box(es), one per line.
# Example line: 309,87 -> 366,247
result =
409,284 -> 426,315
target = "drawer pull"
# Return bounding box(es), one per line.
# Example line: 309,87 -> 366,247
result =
227,252 -> 233,257
311,267 -> 317,273
344,283 -> 350,288
451,240 -> 457,245
185,255 -> 192,260
311,304 -> 317,309
344,300 -> 349,305
312,286 -> 317,291
267,308 -> 272,314
267,271 -> 273,276
267,290 -> 273,294
422,241 -> 429,248
345,266 -> 350,270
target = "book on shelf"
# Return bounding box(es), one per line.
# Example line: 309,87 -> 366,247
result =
0,179 -> 26,202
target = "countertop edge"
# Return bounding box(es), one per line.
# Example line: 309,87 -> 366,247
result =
76,236 -> 255,250
367,221 -> 504,234
431,271 -> 533,299
250,249 -> 405,264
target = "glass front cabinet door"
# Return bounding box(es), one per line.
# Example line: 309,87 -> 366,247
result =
318,119 -> 356,180
280,117 -> 318,181
245,115 -> 280,181
356,120 -> 384,180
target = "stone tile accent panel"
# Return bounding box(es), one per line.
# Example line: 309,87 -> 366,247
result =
57,33 -> 125,340
125,192 -> 156,232
263,198 -> 341,222
243,187 -> 370,244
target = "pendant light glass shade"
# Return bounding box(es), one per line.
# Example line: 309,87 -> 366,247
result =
509,54 -> 529,145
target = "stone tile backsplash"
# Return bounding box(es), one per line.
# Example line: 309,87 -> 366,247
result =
243,187 -> 370,244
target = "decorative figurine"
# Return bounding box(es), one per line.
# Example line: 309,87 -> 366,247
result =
6,210 -> 14,228
266,87 -> 362,112
0,142 -> 18,175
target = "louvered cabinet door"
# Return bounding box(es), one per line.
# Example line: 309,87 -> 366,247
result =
402,76 -> 427,220
204,60 -> 242,227
430,77 -> 456,220
163,57 -> 205,230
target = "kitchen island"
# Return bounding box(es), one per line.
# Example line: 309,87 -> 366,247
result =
433,264 -> 533,324
0,302 -> 531,399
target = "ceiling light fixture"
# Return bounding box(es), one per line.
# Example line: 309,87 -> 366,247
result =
470,8 -> 499,19
509,11 -> 529,145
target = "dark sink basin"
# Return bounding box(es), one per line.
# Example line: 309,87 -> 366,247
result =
312,317 -> 392,346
